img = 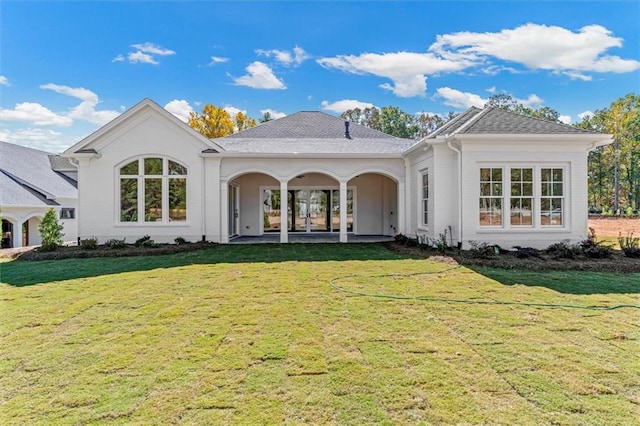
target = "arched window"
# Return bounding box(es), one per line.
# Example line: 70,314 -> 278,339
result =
119,157 -> 187,223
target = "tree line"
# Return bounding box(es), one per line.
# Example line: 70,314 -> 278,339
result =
189,93 -> 639,214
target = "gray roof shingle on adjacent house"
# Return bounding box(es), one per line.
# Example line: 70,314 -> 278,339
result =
428,107 -> 594,138
0,141 -> 77,206
218,111 -> 414,154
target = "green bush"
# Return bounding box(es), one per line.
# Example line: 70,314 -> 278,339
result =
546,241 -> 580,259
80,237 -> 98,250
104,238 -> 126,249
135,235 -> 158,248
619,232 -> 640,258
174,236 -> 188,245
580,228 -> 613,259
38,208 -> 64,252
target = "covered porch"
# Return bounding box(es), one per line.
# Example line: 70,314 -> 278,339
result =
219,166 -> 404,244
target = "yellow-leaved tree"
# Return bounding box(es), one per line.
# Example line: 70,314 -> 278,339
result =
188,104 -> 235,138
235,111 -> 257,132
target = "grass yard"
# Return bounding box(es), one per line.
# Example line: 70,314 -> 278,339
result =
1,244 -> 639,425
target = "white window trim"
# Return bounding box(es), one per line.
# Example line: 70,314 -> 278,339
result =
419,169 -> 429,229
116,157 -> 188,225
476,163 -> 569,232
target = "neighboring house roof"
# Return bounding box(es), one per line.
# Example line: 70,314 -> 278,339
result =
219,111 -> 413,154
428,107 -> 595,138
0,141 -> 77,207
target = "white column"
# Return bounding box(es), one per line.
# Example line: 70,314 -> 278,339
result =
339,180 -> 348,243
397,182 -> 405,235
280,180 -> 288,243
206,158 -> 222,242
14,220 -> 23,248
220,181 -> 229,243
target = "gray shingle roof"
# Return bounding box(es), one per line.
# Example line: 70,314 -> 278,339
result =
219,111 -> 413,154
429,107 -> 593,137
427,107 -> 482,138
461,108 -> 594,134
0,141 -> 77,206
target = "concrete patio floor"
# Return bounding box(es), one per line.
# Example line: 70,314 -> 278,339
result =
229,234 -> 394,244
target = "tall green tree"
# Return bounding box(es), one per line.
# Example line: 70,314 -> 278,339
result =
38,208 -> 64,252
576,94 -> 640,212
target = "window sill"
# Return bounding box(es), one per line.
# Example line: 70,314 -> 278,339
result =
476,228 -> 569,234
115,222 -> 191,227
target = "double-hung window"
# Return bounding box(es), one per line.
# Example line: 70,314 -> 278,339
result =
119,157 -> 187,223
479,168 -> 503,226
540,168 -> 564,226
421,170 -> 429,226
479,165 -> 565,229
510,168 -> 533,226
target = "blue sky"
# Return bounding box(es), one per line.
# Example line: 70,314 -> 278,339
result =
1,1 -> 639,152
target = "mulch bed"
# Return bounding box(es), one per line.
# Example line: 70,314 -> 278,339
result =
6,241 -> 640,273
10,242 -> 218,261
385,242 -> 640,273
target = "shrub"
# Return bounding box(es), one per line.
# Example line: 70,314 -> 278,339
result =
619,232 -> 640,258
135,235 -> 158,248
174,236 -> 188,245
80,237 -> 98,250
512,246 -> 542,259
546,240 -> 580,259
468,241 -> 498,259
38,208 -> 64,252
580,228 -> 613,259
104,238 -> 126,249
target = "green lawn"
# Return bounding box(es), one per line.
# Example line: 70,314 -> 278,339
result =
1,244 -> 639,425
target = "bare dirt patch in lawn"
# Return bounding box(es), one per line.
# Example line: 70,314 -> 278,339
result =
588,216 -> 639,237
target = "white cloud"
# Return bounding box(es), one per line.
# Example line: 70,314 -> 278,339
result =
430,23 -> 640,77
223,106 -> 246,121
0,75 -> 9,86
209,56 -> 229,65
0,128 -> 69,152
164,99 -> 194,123
318,51 -> 474,98
486,86 -> 496,94
321,99 -> 376,114
257,45 -> 309,66
260,109 -> 286,120
114,42 -> 176,65
435,87 -> 486,109
131,42 -> 175,56
128,51 -> 158,65
519,94 -> 544,108
559,115 -> 572,125
578,111 -> 594,120
0,102 -> 73,126
233,61 -> 287,89
41,83 -> 120,125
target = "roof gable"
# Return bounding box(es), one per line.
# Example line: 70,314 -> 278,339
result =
63,98 -> 223,156
429,107 -> 595,138
460,108 -> 594,135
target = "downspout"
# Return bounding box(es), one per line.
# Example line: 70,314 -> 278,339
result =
201,156 -> 206,242
446,138 -> 463,248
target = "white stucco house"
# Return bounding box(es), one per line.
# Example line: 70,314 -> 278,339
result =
62,99 -> 611,249
0,141 -> 78,248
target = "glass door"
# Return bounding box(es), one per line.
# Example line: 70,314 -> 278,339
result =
228,185 -> 239,237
